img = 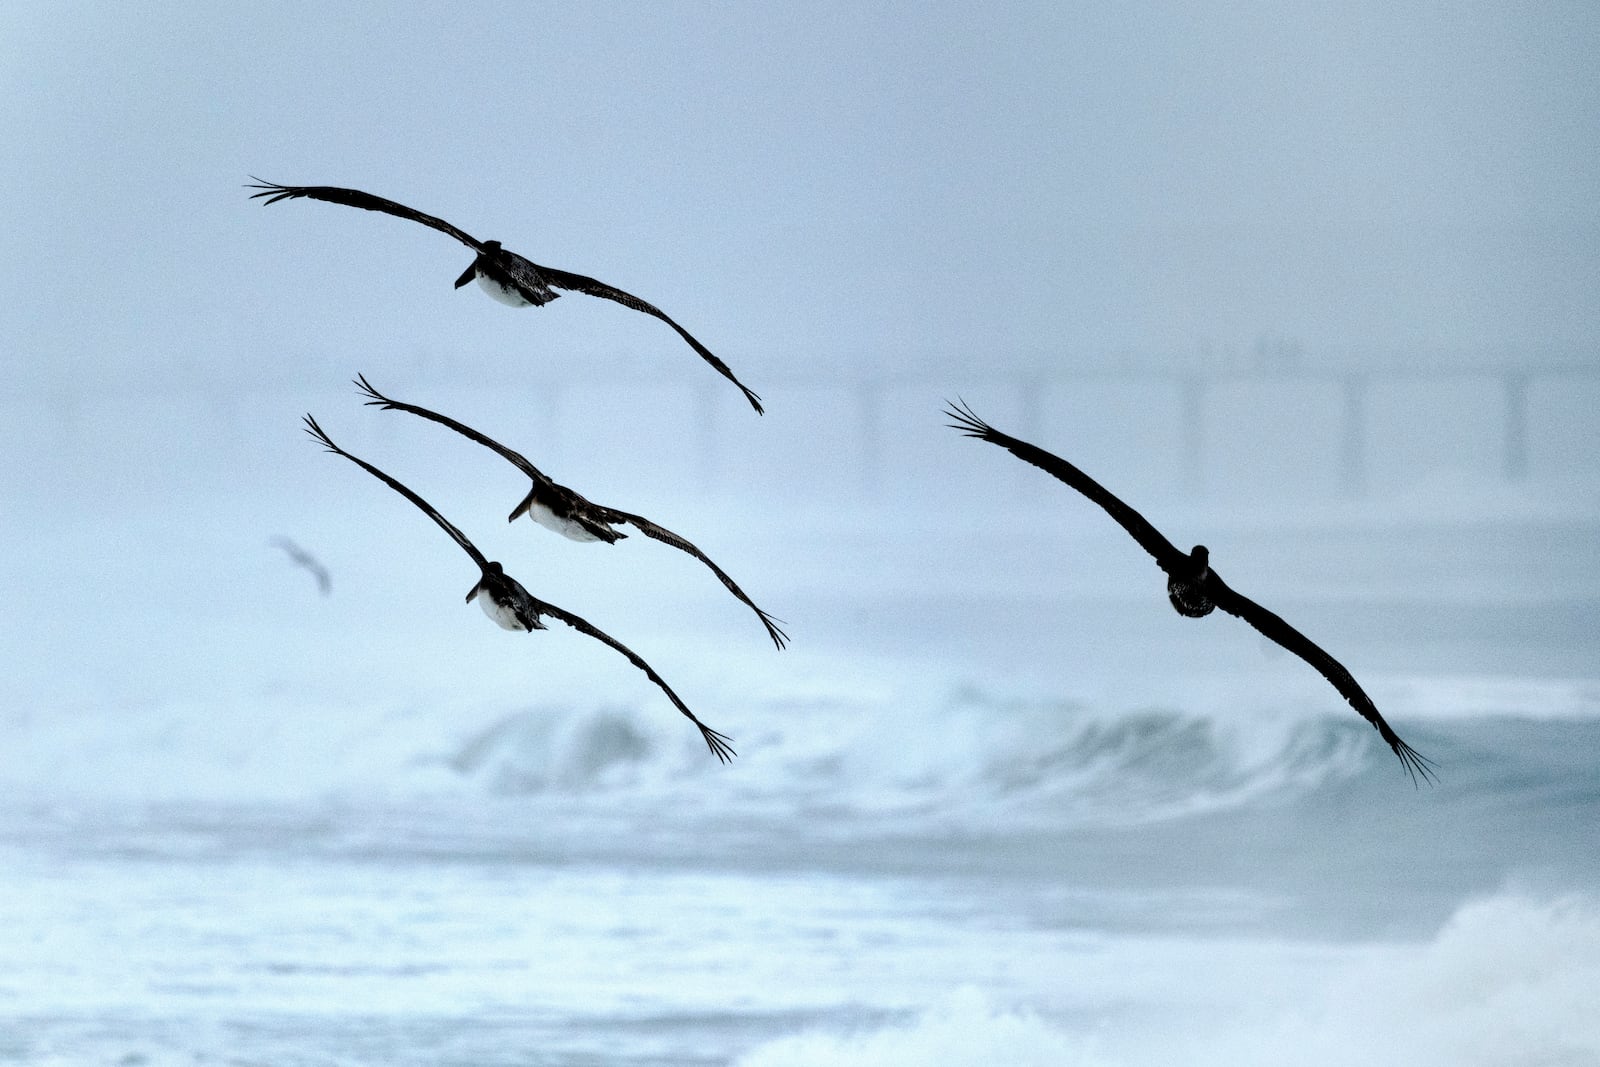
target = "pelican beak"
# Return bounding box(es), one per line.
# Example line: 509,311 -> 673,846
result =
507,487 -> 537,523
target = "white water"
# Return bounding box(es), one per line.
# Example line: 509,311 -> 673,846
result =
738,895 -> 1600,1066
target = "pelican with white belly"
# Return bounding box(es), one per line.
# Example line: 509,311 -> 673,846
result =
249,178 -> 765,413
353,374 -> 788,649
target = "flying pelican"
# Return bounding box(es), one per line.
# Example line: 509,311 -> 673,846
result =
271,535 -> 331,596
945,400 -> 1434,785
352,374 -> 788,650
248,178 -> 764,414
303,414 -> 734,763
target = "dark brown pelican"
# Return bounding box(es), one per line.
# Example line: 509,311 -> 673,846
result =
352,374 -> 788,650
271,535 -> 331,596
303,414 -> 734,763
248,178 -> 764,414
945,400 -> 1434,785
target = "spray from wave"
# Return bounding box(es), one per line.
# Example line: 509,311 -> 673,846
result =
735,892 -> 1600,1067
5,677 -> 1595,823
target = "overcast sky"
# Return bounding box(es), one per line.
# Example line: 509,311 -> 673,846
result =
2,1 -> 1596,397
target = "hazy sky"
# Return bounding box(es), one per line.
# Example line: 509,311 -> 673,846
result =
2,1 -> 1597,395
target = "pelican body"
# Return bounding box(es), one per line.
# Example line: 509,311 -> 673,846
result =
249,179 -> 764,413
354,374 -> 788,649
945,400 -> 1435,785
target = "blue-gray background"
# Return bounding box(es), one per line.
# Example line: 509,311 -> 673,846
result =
2,4 -> 1597,1065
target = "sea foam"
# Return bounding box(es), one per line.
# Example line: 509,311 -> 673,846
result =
735,987 -> 1106,1067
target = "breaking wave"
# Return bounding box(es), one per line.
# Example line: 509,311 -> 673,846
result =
6,675 -> 1596,844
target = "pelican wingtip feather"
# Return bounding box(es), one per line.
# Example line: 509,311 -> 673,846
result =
302,412 -> 336,451
761,610 -> 791,651
246,177 -> 300,205
1391,736 -> 1439,788
701,724 -> 737,764
943,397 -> 991,438
353,372 -> 390,407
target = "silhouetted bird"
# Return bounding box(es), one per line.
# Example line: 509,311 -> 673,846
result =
353,374 -> 788,650
303,414 -> 734,763
945,400 -> 1434,785
271,535 -> 331,596
248,179 -> 764,413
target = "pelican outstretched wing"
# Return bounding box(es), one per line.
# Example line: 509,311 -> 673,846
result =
302,414 -> 489,571
945,400 -> 1189,574
353,376 -> 606,529
532,262 -> 764,415
1207,575 -> 1436,785
249,179 -> 485,252
354,374 -> 557,487
596,506 -> 789,650
532,597 -> 736,763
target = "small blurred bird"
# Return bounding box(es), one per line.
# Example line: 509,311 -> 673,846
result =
272,536 -> 331,596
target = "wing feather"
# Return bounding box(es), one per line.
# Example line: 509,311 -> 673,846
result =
249,179 -> 484,251
945,400 -> 1189,572
598,507 -> 789,650
1208,575 -> 1436,785
353,374 -> 556,485
534,263 -> 764,414
533,598 -> 736,762
302,414 -> 489,571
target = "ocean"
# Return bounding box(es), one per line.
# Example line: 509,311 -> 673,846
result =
1,399 -> 1596,1065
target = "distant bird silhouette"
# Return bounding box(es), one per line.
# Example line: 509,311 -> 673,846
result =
272,536 -> 331,596
248,179 -> 764,413
945,400 -> 1434,785
303,414 -> 734,763
352,374 -> 788,650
